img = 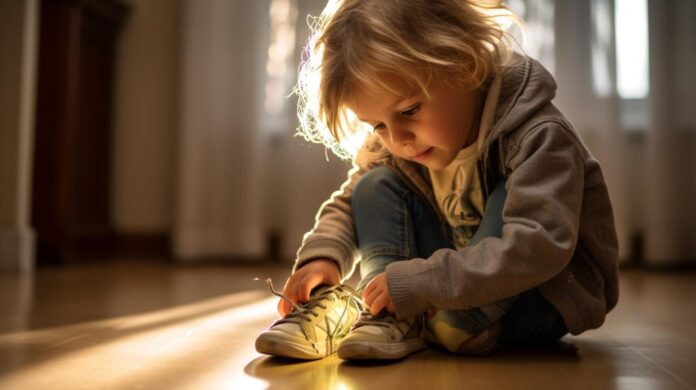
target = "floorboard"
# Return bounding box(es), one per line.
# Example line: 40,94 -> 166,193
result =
0,260 -> 694,389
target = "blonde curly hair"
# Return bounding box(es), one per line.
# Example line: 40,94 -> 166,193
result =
294,0 -> 520,159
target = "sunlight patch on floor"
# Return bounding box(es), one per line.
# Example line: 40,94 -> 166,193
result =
0,291 -> 278,389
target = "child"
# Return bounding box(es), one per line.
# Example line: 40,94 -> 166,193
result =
256,0 -> 618,361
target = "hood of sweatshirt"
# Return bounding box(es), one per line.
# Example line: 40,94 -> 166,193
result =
483,53 -> 557,150
352,54 -> 560,231
355,54 -> 558,167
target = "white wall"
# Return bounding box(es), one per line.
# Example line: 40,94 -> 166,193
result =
174,0 -> 270,259
0,0 -> 38,271
269,0 -> 357,259
269,134 -> 353,260
6,0 -> 684,267
112,0 -> 180,234
643,0 -> 696,264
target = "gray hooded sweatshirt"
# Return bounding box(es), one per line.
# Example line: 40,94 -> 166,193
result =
293,55 -> 619,336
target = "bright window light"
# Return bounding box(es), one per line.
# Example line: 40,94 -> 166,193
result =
264,0 -> 298,116
615,0 -> 649,99
508,0 -> 556,75
591,0 -> 613,98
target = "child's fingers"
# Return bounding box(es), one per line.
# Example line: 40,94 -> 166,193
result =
369,292 -> 389,315
362,287 -> 374,302
363,279 -> 375,296
277,278 -> 309,316
281,277 -> 297,299
278,278 -> 297,316
298,273 -> 323,302
365,289 -> 383,313
277,298 -> 290,317
363,284 -> 380,308
278,277 -> 304,313
363,293 -> 373,309
362,278 -> 380,302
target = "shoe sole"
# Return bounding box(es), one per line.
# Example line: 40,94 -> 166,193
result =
337,338 -> 426,360
255,332 -> 332,360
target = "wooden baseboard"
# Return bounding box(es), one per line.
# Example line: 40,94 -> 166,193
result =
0,227 -> 35,270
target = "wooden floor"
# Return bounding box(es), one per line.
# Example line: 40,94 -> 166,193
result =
0,260 -> 694,389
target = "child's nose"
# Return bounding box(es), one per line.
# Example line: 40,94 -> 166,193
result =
389,127 -> 414,146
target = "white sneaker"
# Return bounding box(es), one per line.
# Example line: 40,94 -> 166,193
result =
255,280 -> 363,360
337,311 -> 426,360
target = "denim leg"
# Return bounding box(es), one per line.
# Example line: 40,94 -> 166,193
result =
468,177 -> 507,246
498,289 -> 569,345
352,166 -> 451,291
424,180 -> 517,352
352,168 -> 566,347
472,181 -> 567,344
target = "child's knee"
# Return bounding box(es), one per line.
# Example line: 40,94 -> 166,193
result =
352,166 -> 403,205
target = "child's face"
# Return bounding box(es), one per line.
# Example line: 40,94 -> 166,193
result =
347,74 -> 483,170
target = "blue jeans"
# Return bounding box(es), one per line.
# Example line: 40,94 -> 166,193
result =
352,166 -> 567,345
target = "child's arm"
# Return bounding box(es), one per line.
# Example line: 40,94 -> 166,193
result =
276,156 -> 370,316
385,123 -> 616,324
293,134 -> 386,280
293,162 -> 366,280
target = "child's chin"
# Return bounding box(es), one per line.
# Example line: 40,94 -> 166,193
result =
421,159 -> 448,170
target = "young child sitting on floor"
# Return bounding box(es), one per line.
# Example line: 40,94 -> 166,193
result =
256,0 -> 619,360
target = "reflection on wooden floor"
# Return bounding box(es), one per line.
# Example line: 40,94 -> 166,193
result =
0,260 -> 695,389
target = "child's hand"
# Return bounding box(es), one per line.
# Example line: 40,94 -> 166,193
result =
278,259 -> 340,317
363,273 -> 395,315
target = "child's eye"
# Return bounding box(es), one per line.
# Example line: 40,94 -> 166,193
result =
401,104 -> 421,116
373,124 -> 386,132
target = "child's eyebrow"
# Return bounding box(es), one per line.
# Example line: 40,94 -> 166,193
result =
357,96 -> 415,123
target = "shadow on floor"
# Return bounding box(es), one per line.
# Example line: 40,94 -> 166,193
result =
244,341 -> 594,390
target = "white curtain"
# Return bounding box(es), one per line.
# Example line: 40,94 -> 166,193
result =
174,0 -> 345,260
553,0 -> 695,266
174,0 -> 695,265
644,0 -> 696,265
174,0 -> 270,259
553,0 -> 628,262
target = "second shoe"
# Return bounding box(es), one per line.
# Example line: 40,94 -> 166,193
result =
337,311 -> 426,360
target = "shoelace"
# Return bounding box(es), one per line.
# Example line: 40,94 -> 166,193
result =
255,278 -> 409,333
255,277 -> 365,324
352,310 -> 411,339
354,310 -> 398,327
255,277 -> 304,314
256,278 -> 364,355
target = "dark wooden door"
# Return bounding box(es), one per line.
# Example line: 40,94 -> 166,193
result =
32,0 -> 128,264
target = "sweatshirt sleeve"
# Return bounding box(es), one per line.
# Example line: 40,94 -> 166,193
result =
386,123 -> 586,319
293,163 -> 365,280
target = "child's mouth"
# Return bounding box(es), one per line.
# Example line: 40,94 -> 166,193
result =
412,147 -> 433,161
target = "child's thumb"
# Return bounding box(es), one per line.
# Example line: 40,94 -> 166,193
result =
299,274 -> 322,302
277,298 -> 288,317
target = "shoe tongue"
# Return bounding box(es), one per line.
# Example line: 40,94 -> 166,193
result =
376,309 -> 392,318
362,309 -> 391,320
310,284 -> 333,298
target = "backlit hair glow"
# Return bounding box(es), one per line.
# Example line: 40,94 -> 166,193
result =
294,0 -> 520,159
